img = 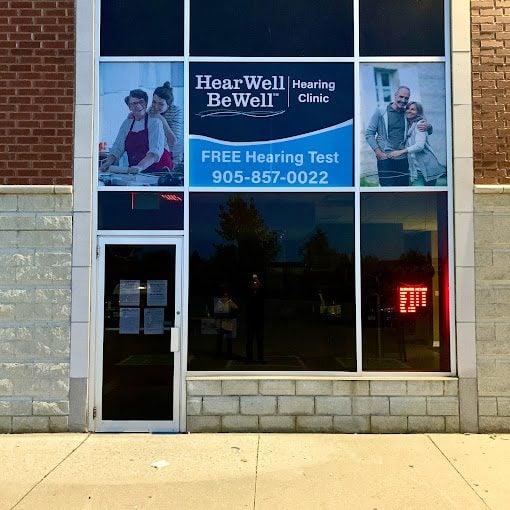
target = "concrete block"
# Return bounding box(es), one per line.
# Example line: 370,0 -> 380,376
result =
33,400 -> 69,416
259,379 -> 295,395
202,396 -> 239,415
187,397 -> 202,415
296,380 -> 332,395
12,416 -> 50,433
407,380 -> 444,396
0,231 -> 17,248
69,378 -> 87,432
390,397 -> 426,416
259,416 -> 296,432
36,215 -> 72,231
240,396 -> 277,415
408,416 -> 445,433
333,416 -> 370,433
222,415 -> 258,432
444,379 -> 459,396
296,416 -> 333,433
17,230 -> 72,248
352,397 -> 389,416
222,379 -> 258,395
370,380 -> 407,396
0,195 -> 17,211
277,396 -> 314,415
0,399 -> 32,416
459,378 -> 479,433
479,416 -> 510,433
49,416 -> 69,432
0,417 -> 11,432
333,380 -> 369,395
478,397 -> 497,416
315,396 -> 351,415
427,397 -> 459,416
0,214 -> 36,230
18,195 -> 55,212
446,416 -> 460,432
0,378 -> 14,395
54,194 -> 73,212
497,397 -> 510,416
495,323 -> 510,343
187,416 -> 221,432
479,377 -> 510,396
187,380 -> 222,396
476,323 -> 495,341
371,416 -> 408,433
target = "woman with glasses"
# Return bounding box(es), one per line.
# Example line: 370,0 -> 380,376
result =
99,89 -> 173,174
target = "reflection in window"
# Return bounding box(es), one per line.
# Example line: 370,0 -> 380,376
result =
190,0 -> 353,57
359,0 -> 445,57
189,193 -> 356,371
100,0 -> 184,56
361,193 -> 450,371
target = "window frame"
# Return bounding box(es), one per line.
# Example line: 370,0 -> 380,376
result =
93,0 -> 455,376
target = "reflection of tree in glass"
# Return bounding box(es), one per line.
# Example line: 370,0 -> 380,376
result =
300,228 -> 354,302
215,196 -> 280,279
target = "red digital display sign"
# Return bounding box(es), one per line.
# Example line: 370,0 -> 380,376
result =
398,285 -> 428,314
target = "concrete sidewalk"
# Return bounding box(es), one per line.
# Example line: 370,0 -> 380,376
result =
1,433 -> 509,509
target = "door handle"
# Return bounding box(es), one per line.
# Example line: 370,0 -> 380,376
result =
170,327 -> 180,352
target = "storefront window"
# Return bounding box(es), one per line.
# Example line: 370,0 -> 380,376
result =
97,1 -> 452,374
361,192 -> 450,371
190,0 -> 353,57
188,193 -> 356,371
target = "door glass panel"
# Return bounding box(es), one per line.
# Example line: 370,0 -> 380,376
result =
102,244 -> 176,420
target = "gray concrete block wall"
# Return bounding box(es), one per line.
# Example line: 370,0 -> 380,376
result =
0,188 -> 72,432
474,190 -> 510,432
186,378 -> 459,433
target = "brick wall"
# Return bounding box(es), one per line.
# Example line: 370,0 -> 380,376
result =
0,1 -> 75,185
471,1 -> 510,184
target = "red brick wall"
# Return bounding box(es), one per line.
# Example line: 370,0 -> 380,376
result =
472,1 -> 510,184
0,1 -> 74,185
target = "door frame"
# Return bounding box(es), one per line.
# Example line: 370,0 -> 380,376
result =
92,235 -> 184,432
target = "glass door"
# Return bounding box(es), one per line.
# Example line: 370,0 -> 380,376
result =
95,237 -> 183,432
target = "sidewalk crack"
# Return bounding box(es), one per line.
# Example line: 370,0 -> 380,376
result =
426,434 -> 491,509
11,433 -> 92,510
253,433 -> 260,510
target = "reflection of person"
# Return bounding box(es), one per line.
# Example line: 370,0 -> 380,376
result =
388,102 -> 446,186
99,89 -> 173,174
365,86 -> 431,186
245,274 -> 265,363
214,291 -> 238,359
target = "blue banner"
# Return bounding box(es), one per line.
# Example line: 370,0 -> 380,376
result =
190,121 -> 352,187
190,63 -> 353,188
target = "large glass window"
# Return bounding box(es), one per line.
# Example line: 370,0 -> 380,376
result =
188,193 -> 356,371
97,2 -> 453,374
361,193 -> 450,371
190,0 -> 353,57
100,0 -> 184,56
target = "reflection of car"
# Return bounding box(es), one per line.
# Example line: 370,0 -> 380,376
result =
365,295 -> 394,326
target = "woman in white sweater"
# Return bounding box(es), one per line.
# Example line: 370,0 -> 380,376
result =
389,102 -> 446,186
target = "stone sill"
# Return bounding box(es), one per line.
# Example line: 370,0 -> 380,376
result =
474,185 -> 510,194
0,185 -> 72,194
187,375 -> 458,382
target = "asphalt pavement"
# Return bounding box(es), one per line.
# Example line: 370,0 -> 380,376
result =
1,433 -> 509,509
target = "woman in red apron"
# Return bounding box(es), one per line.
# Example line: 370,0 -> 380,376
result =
100,89 -> 173,173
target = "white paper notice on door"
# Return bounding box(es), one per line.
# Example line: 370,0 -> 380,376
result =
147,280 -> 168,306
119,307 -> 140,334
144,307 -> 165,335
119,280 -> 140,306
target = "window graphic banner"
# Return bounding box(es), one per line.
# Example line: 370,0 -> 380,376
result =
190,63 -> 353,187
